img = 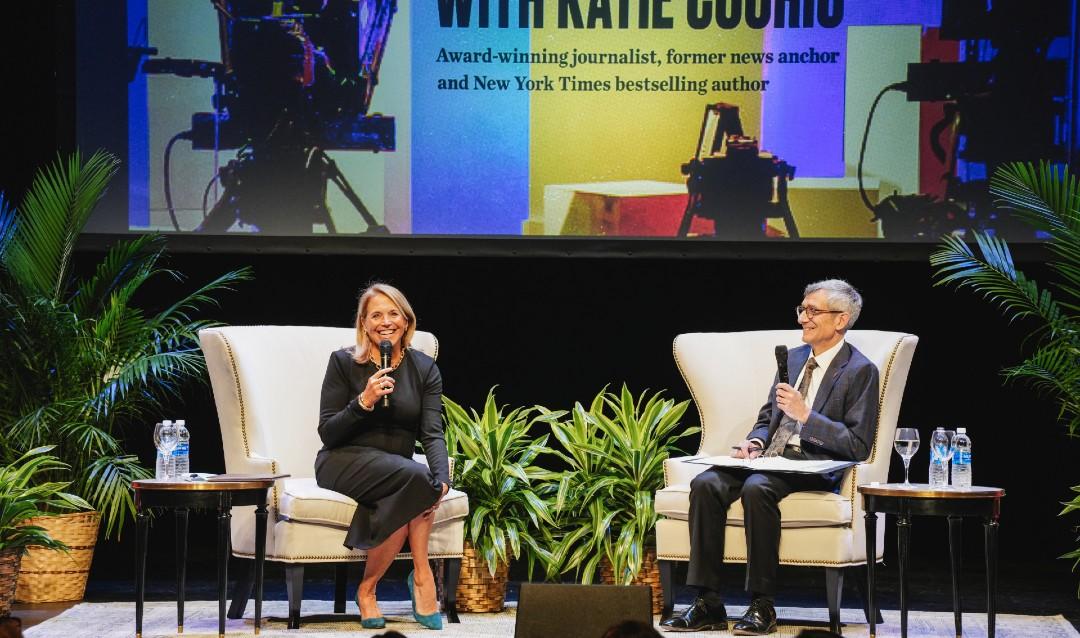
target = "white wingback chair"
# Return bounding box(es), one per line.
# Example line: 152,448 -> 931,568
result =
655,330 -> 917,634
199,326 -> 469,628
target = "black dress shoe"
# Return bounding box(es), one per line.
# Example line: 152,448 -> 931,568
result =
659,597 -> 728,632
732,598 -> 777,635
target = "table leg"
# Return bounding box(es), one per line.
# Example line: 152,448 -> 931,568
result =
176,508 -> 189,634
947,516 -> 962,638
897,514 -> 912,638
135,508 -> 149,638
985,517 -> 999,638
255,501 -> 268,635
218,503 -> 231,638
864,511 -> 877,638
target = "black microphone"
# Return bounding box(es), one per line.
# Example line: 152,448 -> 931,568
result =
380,340 -> 392,407
775,345 -> 789,387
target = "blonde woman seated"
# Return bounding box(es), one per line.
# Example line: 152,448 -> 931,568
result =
315,283 -> 449,630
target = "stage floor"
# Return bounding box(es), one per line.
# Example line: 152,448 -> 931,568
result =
21,598 -> 1080,637
12,558 -> 1080,632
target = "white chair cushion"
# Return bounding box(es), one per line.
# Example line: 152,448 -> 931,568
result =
655,484 -> 852,527
279,477 -> 469,528
267,517 -> 466,561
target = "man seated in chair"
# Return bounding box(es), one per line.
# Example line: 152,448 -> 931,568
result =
661,279 -> 879,635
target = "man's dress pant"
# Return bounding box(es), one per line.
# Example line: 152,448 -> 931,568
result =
686,466 -> 837,595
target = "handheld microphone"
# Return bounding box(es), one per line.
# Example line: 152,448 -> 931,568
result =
774,345 -> 789,387
380,340 -> 393,407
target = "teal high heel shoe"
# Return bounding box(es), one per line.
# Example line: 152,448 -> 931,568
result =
357,589 -> 386,629
407,570 -> 444,630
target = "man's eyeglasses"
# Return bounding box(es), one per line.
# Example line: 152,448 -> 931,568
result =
796,305 -> 845,319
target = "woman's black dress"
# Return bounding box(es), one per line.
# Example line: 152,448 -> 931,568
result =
315,347 -> 449,550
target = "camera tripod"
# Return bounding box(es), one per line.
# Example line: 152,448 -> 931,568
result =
677,153 -> 799,239
196,143 -> 389,235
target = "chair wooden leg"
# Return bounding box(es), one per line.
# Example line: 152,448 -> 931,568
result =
825,567 -> 843,635
333,563 -> 348,614
227,558 -> 254,619
434,558 -> 445,608
285,564 -> 304,630
659,559 -> 675,620
444,557 -> 462,623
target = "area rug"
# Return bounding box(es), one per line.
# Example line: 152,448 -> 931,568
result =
21,599 -> 1079,637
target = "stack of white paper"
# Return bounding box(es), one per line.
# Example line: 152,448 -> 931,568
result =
687,455 -> 857,474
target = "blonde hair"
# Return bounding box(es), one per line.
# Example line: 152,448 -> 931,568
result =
353,283 -> 417,364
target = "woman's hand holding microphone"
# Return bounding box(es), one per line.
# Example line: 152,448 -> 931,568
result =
358,367 -> 395,410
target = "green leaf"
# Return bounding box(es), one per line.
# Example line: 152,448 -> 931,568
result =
442,389 -> 557,574
0,150 -> 250,538
934,161 -> 1080,591
4,150 -> 119,300
0,446 -> 91,551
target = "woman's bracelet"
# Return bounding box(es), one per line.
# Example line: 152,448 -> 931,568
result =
357,393 -> 374,411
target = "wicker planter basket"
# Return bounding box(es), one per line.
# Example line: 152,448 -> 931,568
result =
454,541 -> 509,613
0,549 -> 21,617
600,546 -> 664,615
15,511 -> 100,603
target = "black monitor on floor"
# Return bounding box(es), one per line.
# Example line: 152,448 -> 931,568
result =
515,583 -> 652,638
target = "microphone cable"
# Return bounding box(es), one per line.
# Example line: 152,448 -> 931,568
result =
857,82 -> 909,214
163,130 -> 192,231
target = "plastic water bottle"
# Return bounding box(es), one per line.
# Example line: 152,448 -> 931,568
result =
174,420 -> 190,479
929,427 -> 949,487
952,428 -> 972,488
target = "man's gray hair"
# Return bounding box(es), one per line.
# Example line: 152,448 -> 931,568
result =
804,279 -> 862,328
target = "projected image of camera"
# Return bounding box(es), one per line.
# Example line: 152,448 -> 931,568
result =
139,0 -> 397,234
863,0 -> 1071,240
678,103 -> 798,239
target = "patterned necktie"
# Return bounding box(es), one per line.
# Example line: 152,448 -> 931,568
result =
763,357 -> 819,457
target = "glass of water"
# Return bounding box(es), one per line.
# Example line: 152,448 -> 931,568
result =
894,427 -> 920,485
939,429 -> 956,477
153,421 -> 179,480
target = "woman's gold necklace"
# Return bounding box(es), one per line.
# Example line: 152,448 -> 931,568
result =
369,349 -> 404,370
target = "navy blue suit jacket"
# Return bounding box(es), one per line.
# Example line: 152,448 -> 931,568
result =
747,341 -> 880,462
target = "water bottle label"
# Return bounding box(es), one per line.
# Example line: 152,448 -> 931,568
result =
174,442 -> 190,477
957,451 -> 971,465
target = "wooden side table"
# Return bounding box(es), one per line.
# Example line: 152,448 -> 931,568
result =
859,483 -> 1004,638
132,478 -> 274,638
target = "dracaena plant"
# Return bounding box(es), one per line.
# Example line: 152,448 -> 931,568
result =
930,160 -> 1080,590
0,150 -> 251,538
0,446 -> 92,554
544,385 -> 697,585
442,389 -> 563,578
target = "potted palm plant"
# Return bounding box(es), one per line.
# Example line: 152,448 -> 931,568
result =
441,390 -> 561,612
545,385 -> 697,613
0,150 -> 250,602
930,160 -> 1080,586
0,446 -> 91,616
